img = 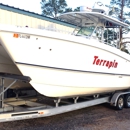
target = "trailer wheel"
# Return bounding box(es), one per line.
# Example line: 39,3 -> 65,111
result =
124,94 -> 130,108
116,96 -> 124,110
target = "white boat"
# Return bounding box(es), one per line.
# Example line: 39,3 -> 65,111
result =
0,3 -> 130,98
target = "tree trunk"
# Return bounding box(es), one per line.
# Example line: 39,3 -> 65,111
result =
120,0 -> 125,42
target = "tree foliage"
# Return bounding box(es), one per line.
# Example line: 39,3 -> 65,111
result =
64,7 -> 73,13
63,7 -> 80,13
109,0 -> 130,23
74,7 -> 80,12
41,0 -> 67,18
109,0 -> 130,50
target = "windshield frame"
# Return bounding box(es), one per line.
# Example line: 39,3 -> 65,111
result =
76,26 -> 96,37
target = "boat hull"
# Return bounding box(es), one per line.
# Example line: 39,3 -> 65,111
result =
0,44 -> 31,89
0,26 -> 130,97
16,63 -> 130,97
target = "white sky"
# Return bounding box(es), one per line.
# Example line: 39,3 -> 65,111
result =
0,0 -> 111,14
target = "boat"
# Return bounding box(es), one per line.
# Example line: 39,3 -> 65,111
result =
0,2 -> 130,98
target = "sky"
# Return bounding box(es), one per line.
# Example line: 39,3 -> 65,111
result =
0,0 -> 111,14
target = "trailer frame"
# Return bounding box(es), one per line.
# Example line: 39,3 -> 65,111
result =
0,73 -> 129,122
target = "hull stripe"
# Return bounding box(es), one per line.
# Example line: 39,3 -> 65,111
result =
15,62 -> 130,76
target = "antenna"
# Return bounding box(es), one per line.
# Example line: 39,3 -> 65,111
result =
92,1 -> 109,15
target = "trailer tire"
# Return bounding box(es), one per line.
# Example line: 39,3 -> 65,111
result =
116,96 -> 124,110
124,94 -> 130,108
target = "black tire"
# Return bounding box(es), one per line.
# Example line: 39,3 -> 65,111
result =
124,94 -> 130,108
116,96 -> 124,110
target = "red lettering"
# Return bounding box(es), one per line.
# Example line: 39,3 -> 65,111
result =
108,62 -> 113,69
112,60 -> 115,67
92,56 -> 118,69
114,62 -> 118,68
93,56 -> 98,64
99,60 -> 103,65
103,60 -> 106,66
106,61 -> 109,67
96,59 -> 100,65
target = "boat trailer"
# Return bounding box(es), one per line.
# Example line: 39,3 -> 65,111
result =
0,73 -> 130,122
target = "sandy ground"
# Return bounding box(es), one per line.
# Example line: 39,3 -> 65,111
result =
0,103 -> 130,130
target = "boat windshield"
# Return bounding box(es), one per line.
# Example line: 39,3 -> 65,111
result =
77,26 -> 95,37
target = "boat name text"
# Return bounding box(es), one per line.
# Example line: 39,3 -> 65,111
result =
93,56 -> 118,69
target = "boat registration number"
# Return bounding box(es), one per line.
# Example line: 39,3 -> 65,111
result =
13,33 -> 30,39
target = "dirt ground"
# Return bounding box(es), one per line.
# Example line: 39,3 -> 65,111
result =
0,103 -> 130,130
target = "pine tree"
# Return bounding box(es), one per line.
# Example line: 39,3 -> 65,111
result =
74,7 -> 80,12
109,0 -> 130,49
110,0 -> 130,23
41,0 -> 67,18
64,8 -> 73,13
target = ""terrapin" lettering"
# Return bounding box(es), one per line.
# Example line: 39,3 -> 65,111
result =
93,56 -> 118,69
